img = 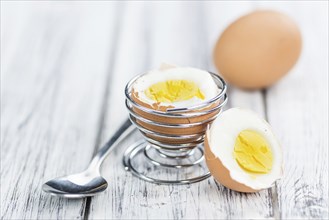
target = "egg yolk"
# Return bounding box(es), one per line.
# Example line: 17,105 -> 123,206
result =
145,80 -> 205,103
234,130 -> 273,174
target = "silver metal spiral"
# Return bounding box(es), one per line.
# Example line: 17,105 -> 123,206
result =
123,72 -> 228,184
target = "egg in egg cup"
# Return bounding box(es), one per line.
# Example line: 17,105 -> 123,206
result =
123,64 -> 228,184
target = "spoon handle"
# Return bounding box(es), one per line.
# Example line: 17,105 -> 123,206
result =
88,119 -> 134,171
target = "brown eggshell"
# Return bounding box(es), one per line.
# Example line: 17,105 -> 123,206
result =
213,10 -> 302,89
132,91 -> 220,124
144,133 -> 202,145
137,120 -> 206,135
131,90 -> 221,136
204,133 -> 259,193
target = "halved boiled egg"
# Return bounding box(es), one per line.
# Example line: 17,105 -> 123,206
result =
132,65 -> 219,110
131,64 -> 222,141
205,108 -> 283,192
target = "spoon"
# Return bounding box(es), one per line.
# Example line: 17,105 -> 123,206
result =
42,119 -> 134,198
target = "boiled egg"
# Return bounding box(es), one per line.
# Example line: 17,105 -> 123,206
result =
205,108 -> 283,192
131,64 -> 222,139
133,65 -> 219,110
213,10 -> 302,89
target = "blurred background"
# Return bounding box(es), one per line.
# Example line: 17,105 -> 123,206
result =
1,1 -> 328,220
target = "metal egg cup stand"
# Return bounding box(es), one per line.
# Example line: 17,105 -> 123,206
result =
123,72 -> 228,184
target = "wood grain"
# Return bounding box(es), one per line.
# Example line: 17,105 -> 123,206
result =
204,2 -> 275,219
1,1 -> 328,219
255,1 -> 329,219
1,2 -> 117,219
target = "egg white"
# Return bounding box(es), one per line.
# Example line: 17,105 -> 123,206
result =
133,67 -> 220,108
208,108 -> 283,190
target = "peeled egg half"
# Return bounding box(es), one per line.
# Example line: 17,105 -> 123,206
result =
131,65 -> 221,140
205,108 -> 283,192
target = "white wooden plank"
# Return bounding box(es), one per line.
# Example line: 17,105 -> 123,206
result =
254,1 -> 329,219
88,2 -> 152,218
2,1 -> 327,219
203,2 -> 276,219
89,1 -> 274,219
1,2 -> 117,219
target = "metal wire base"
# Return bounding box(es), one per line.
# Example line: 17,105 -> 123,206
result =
123,140 -> 211,184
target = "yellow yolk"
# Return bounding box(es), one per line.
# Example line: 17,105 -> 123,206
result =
234,130 -> 273,174
145,80 -> 205,103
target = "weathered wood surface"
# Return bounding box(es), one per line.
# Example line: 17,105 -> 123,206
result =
1,1 -> 328,219
1,2 -> 118,219
259,2 -> 329,219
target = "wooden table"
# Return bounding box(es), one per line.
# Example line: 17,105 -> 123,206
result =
1,1 -> 328,219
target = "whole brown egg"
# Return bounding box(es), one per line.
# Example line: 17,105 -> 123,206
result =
213,10 -> 302,89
